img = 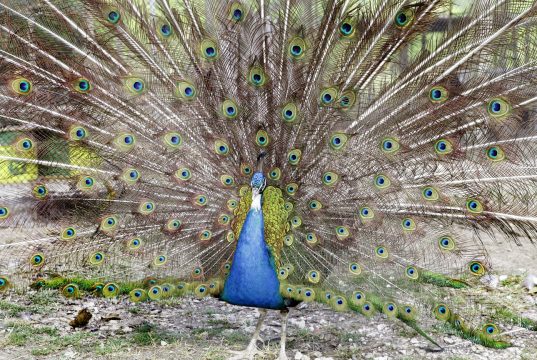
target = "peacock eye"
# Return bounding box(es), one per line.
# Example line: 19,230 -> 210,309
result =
288,149 -> 302,165
339,18 -> 355,37
438,235 -> 455,251
176,81 -> 197,100
74,78 -> 91,93
107,10 -> 121,24
286,183 -> 298,196
220,174 -> 235,187
375,246 -> 388,258
329,133 -> 348,150
349,262 -> 361,275
256,130 -> 270,147
402,218 -> 416,231
201,39 -> 219,60
422,186 -> 439,201
12,78 -> 33,95
291,215 -> 302,228
335,226 -> 349,240
434,139 -> 453,155
194,194 -> 208,206
30,253 -> 45,266
381,137 -> 400,154
406,266 -> 419,279
70,125 -> 88,141
320,88 -> 337,105
429,86 -> 448,103
359,206 -> 374,219
126,78 -> 145,94
90,252 -> 105,265
214,140 -> 230,155
322,171 -> 339,186
469,261 -> 485,275
466,198 -> 483,214
306,232 -> 318,245
486,146 -> 505,162
282,103 -> 298,123
269,167 -> 281,180
33,184 -> 48,200
229,3 -> 245,21
395,8 -> 414,28
487,98 -> 510,117
17,138 -> 33,151
249,66 -> 267,87
308,200 -> 322,211
374,174 -> 391,189
222,100 -> 238,119
160,23 -> 172,37
289,37 -> 306,59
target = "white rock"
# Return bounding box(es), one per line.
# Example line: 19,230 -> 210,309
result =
499,275 -> 508,281
160,340 -> 168,346
523,274 -> 537,292
295,351 -> 304,360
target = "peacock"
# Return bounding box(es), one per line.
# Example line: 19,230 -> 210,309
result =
1,0 -> 537,358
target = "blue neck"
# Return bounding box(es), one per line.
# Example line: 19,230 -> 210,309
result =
221,196 -> 285,309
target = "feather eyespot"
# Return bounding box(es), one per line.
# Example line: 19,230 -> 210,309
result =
175,168 -> 191,181
125,78 -> 145,94
322,171 -> 339,186
201,39 -> 219,60
128,237 -> 142,250
199,230 -> 212,241
434,139 -> 453,155
166,218 -> 181,231
269,167 -> 281,180
12,78 -> 32,95
101,215 -> 118,233
61,227 -> 76,240
482,324 -> 499,336
226,231 -> 235,242
486,146 -> 505,162
0,207 -> 9,219
338,91 -> 356,109
30,253 -> 45,266
359,206 -> 374,220
222,100 -> 238,119
320,88 -> 337,105
107,10 -> 120,24
227,199 -> 238,210
289,37 -> 306,59
395,8 -> 414,28
339,18 -> 355,38
78,176 -> 95,191
351,290 -> 366,306
381,137 -> 399,154
122,168 -> 140,184
62,284 -> 80,298
405,266 -> 419,280
466,198 -> 483,214
138,201 -> 156,215
74,78 -> 91,93
284,234 -> 294,246
375,246 -> 388,259
422,186 -> 439,201
89,252 -> 105,265
70,126 -> 88,141
335,226 -> 350,240
282,103 -> 298,123
160,23 -> 172,37
402,218 -> 416,231
349,262 -> 361,275
286,183 -> 298,196
256,130 -> 270,147
17,138 -> 33,152
429,86 -> 448,103
305,232 -> 318,245
194,195 -> 208,207
330,133 -> 348,150
374,174 -> 391,189
434,304 -> 451,321
229,3 -> 245,22
288,149 -> 302,165
33,184 -> 48,200
487,98 -> 510,118
249,66 -> 267,87
177,81 -> 196,100
163,132 -> 182,149
214,140 -> 230,156
469,261 -> 485,276
220,175 -> 235,187
308,200 -> 322,211
291,215 -> 302,228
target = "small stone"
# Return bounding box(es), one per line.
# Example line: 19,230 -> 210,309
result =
524,274 -> 537,292
160,340 -> 168,346
499,275 -> 508,281
444,336 -> 455,345
295,351 -> 304,360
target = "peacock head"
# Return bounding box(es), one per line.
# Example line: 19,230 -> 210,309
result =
250,172 -> 266,193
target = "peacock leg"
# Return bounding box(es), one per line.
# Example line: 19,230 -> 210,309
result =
228,308 -> 268,360
278,309 -> 290,360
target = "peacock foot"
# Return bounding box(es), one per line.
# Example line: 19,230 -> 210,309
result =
227,343 -> 261,360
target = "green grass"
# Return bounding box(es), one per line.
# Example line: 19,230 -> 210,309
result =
4,321 -> 58,346
0,300 -> 25,317
131,322 -> 183,346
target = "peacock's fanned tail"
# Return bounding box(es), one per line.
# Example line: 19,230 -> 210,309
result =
1,0 -> 537,348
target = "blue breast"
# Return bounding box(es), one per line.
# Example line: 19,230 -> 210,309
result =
221,207 -> 286,309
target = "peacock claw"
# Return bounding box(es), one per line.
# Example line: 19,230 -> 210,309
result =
227,345 -> 261,360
